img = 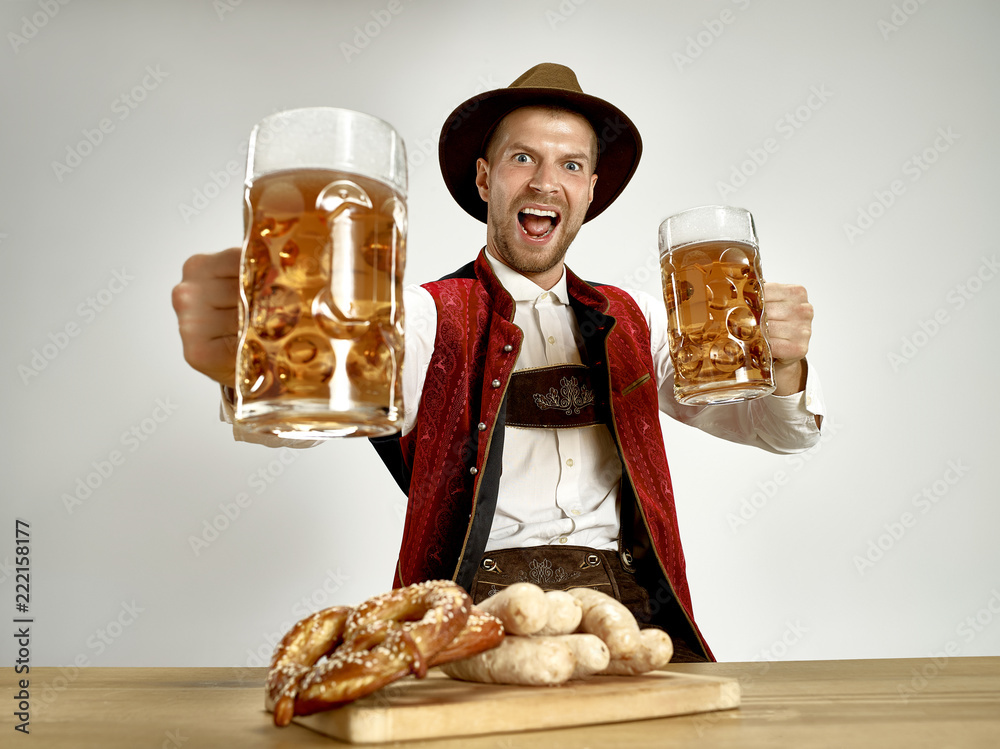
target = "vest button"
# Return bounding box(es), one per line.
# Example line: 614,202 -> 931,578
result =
503,344 -> 513,353
477,422 -> 487,431
469,466 -> 478,476
491,379 -> 501,388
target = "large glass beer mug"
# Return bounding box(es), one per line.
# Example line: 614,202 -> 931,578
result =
659,206 -> 774,406
234,108 -> 407,438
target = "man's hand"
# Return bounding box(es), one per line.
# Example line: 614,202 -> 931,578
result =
171,247 -> 241,387
762,282 -> 813,396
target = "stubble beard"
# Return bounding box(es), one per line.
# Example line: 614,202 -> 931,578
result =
487,204 -> 584,277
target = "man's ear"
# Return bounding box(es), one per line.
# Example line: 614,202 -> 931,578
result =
475,157 -> 490,202
588,172 -> 598,205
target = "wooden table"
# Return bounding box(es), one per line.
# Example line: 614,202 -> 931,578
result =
3,657 -> 999,747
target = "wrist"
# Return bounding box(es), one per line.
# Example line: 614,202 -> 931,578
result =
772,358 -> 807,396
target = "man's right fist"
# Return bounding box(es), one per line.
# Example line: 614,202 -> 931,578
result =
171,247 -> 241,387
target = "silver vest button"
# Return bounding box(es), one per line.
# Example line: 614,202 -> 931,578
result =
477,422 -> 487,431
503,344 -> 513,352
469,466 -> 478,476
491,379 -> 501,388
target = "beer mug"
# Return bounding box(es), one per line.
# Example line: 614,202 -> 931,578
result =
658,206 -> 774,406
234,108 -> 407,438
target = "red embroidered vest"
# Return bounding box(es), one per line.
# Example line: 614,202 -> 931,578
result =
370,250 -> 713,660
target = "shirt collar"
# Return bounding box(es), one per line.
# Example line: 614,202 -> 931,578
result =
484,250 -> 570,305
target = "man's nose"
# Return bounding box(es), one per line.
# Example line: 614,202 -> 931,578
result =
528,162 -> 559,194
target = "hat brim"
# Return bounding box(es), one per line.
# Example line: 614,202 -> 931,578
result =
439,86 -> 642,224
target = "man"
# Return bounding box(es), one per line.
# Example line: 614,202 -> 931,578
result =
172,64 -> 823,662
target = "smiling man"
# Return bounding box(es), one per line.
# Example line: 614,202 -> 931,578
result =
172,63 -> 825,663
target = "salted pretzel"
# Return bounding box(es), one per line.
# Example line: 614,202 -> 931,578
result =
266,606 -> 352,727
429,607 -> 505,667
267,580 -> 502,726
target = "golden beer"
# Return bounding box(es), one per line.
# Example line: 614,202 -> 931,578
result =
659,207 -> 774,405
235,167 -> 405,438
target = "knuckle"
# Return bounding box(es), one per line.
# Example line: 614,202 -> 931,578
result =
171,282 -> 193,313
181,253 -> 207,278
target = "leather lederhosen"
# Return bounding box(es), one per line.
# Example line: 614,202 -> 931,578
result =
468,362 -> 709,663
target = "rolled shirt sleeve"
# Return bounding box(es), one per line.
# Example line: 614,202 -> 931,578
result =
627,287 -> 825,455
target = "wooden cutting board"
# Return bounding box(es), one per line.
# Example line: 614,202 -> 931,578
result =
281,669 -> 740,744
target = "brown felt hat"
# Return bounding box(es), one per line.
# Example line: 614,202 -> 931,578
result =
439,63 -> 642,224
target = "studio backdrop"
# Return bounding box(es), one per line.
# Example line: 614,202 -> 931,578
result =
2,0 -> 998,678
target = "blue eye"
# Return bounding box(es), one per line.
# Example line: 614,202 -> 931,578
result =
515,153 -> 530,163
566,162 -> 580,172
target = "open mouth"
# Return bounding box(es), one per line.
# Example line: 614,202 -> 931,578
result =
517,206 -> 561,240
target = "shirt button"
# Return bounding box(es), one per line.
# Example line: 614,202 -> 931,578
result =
547,335 -> 556,344
566,458 -> 574,467
503,344 -> 513,353
491,379 -> 501,388
469,466 -> 478,476
558,537 -> 568,544
477,422 -> 487,431
571,509 -> 581,516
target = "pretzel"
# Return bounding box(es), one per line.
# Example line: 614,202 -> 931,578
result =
429,607 -> 505,667
267,580 -> 489,726
266,606 -> 352,727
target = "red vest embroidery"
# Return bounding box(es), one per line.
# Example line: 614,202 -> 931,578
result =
381,250 -> 712,660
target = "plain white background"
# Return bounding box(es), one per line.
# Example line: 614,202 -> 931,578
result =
2,0 -> 998,676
